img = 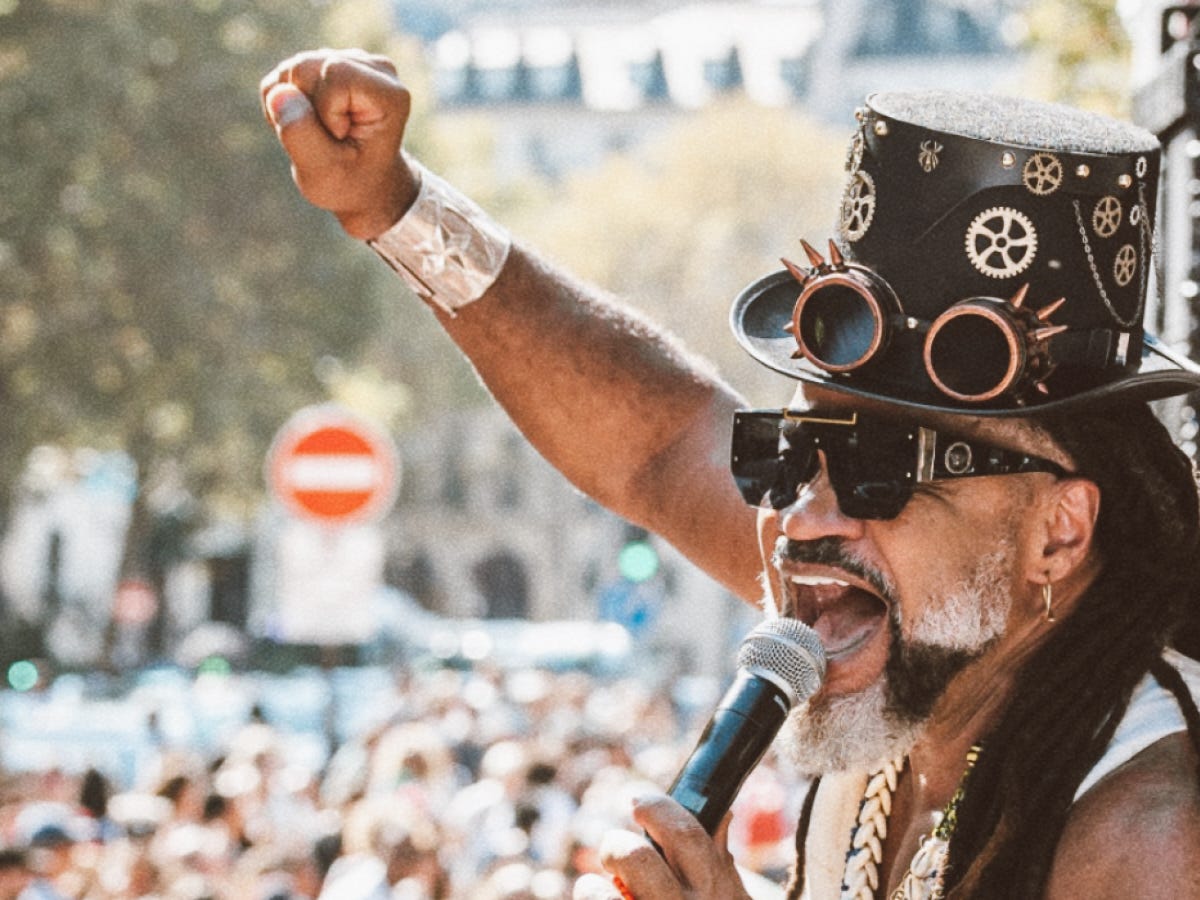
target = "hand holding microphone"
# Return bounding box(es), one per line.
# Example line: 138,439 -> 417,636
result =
576,619 -> 825,900
666,617 -> 827,834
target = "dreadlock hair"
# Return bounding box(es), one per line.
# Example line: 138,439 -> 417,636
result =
942,401 -> 1200,898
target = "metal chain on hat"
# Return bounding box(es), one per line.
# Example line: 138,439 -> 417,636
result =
1137,182 -> 1152,321
1072,195 -> 1146,330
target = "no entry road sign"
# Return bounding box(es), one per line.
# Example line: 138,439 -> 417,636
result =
267,405 -> 399,524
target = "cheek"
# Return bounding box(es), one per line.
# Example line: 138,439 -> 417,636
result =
884,510 -> 1024,634
757,509 -> 783,614
756,507 -> 776,557
885,544 -> 936,634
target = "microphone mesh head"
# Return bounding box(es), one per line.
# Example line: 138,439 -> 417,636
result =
736,618 -> 826,706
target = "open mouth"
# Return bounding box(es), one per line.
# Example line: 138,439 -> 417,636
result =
779,571 -> 889,661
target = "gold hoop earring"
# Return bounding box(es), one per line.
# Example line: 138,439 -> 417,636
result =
1043,582 -> 1055,623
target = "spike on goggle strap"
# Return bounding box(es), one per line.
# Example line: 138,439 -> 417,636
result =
781,238 -> 1069,403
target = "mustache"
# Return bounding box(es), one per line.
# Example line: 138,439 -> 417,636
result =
771,536 -> 893,600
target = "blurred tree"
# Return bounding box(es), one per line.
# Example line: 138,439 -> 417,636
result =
0,0 -> 431,655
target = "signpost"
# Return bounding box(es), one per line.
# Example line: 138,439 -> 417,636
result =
265,406 -> 400,646
267,405 -> 399,525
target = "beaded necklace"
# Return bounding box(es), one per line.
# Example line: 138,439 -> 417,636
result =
839,745 -> 982,900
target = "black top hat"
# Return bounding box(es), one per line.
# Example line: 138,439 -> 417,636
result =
731,91 -> 1200,417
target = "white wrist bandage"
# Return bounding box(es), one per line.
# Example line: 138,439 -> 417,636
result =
366,162 -> 512,315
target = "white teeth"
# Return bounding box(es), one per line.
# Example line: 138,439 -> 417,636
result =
788,575 -> 850,587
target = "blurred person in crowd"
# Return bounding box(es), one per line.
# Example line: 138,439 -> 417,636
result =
316,852 -> 390,900
235,829 -> 344,900
365,721 -> 462,814
0,848 -> 31,900
519,758 -> 576,870
137,763 -> 232,893
337,795 -> 448,898
472,861 -> 570,900
76,771 -> 113,844
19,824 -> 79,900
198,792 -> 246,858
103,846 -> 161,900
261,46 -> 1200,899
225,831 -> 329,900
372,810 -> 448,899
155,773 -> 206,830
90,790 -> 171,899
443,740 -> 536,882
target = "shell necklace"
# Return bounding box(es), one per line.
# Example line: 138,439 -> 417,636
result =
839,745 -> 981,900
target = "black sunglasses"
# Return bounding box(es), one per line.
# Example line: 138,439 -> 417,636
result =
731,409 -> 1072,520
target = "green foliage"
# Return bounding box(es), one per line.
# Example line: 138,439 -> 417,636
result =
0,0 -> 404,526
1021,0 -> 1131,115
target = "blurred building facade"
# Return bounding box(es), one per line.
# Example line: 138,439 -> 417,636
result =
403,0 -> 1029,181
0,409 -> 751,676
376,406 -> 750,675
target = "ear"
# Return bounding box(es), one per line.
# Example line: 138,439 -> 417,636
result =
1027,477 -> 1101,584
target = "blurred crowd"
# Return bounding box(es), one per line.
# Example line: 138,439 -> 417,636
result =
0,664 -> 806,899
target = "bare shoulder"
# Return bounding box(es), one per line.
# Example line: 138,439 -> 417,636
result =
1045,732 -> 1200,898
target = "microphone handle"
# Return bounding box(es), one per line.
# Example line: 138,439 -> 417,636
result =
666,669 -> 792,834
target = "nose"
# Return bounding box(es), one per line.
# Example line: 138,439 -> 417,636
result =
775,455 -> 868,542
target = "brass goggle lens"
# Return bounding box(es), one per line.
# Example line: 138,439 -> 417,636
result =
924,301 -> 1026,402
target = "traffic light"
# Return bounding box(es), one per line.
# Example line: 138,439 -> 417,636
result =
600,526 -> 664,636
618,539 -> 659,584
6,660 -> 39,692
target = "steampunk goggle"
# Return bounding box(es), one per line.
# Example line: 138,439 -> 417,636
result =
782,240 -> 1068,403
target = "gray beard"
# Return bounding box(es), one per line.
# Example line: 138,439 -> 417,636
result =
775,546 -> 1014,775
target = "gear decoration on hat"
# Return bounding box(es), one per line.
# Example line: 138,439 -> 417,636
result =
1022,153 -> 1064,196
846,130 -> 865,174
845,109 -> 868,174
1114,244 -> 1138,287
1092,196 -> 1122,238
840,170 -> 876,242
965,207 -> 1038,278
918,140 -> 943,173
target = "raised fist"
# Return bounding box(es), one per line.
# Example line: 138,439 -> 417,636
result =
260,49 -> 418,239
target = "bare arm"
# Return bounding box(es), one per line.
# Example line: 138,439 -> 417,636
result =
260,50 -> 762,601
1045,733 -> 1200,898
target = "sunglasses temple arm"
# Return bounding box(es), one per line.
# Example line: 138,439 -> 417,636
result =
915,427 -> 937,482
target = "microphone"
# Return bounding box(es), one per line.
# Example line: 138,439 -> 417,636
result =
666,617 -> 826,835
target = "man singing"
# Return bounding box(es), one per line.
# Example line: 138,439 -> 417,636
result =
260,49 -> 1200,898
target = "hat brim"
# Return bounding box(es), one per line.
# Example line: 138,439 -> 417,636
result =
731,269 -> 1200,418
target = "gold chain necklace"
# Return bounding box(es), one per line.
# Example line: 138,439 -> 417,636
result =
839,745 -> 982,900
